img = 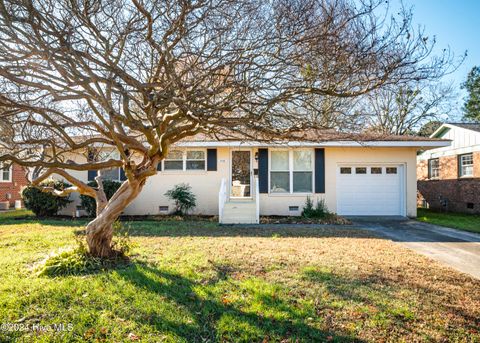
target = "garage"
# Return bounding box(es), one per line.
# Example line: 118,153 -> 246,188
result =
336,165 -> 405,216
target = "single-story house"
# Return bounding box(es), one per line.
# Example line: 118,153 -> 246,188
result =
0,162 -> 28,208
417,123 -> 480,214
58,131 -> 448,223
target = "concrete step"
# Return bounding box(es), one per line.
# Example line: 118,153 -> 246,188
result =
221,200 -> 257,224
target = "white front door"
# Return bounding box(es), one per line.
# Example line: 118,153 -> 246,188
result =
231,150 -> 252,198
336,165 -> 405,216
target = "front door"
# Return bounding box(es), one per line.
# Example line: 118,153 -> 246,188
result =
231,150 -> 251,197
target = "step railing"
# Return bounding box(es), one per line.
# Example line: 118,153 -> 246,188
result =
255,177 -> 260,224
218,177 -> 227,223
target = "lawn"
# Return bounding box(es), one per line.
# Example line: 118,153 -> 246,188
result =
0,215 -> 479,342
417,208 -> 480,234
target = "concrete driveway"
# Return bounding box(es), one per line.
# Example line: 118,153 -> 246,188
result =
352,217 -> 480,280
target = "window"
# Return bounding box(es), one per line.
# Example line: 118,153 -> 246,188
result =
355,167 -> 367,174
270,150 -> 313,193
186,151 -> 205,170
386,167 -> 397,174
459,154 -> 473,177
270,151 -> 290,193
340,167 -> 352,174
371,167 -> 382,174
98,151 -> 121,181
428,158 -> 440,179
293,150 -> 312,192
163,150 -> 206,172
0,163 -> 11,182
164,150 -> 184,171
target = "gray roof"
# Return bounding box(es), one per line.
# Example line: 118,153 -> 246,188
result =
449,123 -> 480,133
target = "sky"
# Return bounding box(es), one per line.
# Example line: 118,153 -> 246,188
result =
395,0 -> 480,120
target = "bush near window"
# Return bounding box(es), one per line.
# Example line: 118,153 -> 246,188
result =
80,180 -> 122,217
165,183 -> 197,215
302,197 -> 330,218
22,180 -> 72,217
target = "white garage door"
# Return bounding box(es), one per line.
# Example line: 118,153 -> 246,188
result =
336,165 -> 404,216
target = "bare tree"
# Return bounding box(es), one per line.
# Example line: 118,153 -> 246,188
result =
361,82 -> 456,135
0,0 -> 452,257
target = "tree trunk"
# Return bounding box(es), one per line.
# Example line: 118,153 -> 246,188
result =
85,179 -> 144,258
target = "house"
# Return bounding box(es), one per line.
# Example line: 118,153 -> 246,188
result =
0,163 -> 28,208
417,123 -> 480,214
59,131 -> 448,223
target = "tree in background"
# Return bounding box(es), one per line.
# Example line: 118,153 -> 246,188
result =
462,66 -> 480,122
361,82 -> 456,136
418,120 -> 443,137
0,0 -> 454,258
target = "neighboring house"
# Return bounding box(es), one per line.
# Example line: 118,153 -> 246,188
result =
417,123 -> 480,214
0,163 -> 28,208
58,131 -> 447,223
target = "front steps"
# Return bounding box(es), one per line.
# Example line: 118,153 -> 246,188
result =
221,200 -> 257,224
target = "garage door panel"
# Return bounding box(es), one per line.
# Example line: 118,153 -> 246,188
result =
336,165 -> 403,216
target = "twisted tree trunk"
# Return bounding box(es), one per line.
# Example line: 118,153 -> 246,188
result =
85,179 -> 145,258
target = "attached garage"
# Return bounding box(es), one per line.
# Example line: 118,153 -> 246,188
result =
336,164 -> 405,216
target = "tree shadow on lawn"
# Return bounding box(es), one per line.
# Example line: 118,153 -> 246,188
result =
115,261 -> 363,342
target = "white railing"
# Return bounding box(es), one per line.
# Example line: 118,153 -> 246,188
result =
218,177 -> 227,223
255,177 -> 260,224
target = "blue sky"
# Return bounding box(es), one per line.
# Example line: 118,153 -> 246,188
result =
397,0 -> 480,117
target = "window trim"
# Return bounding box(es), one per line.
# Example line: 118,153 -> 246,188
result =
162,148 -> 207,173
428,158 -> 440,179
458,153 -> 474,178
0,163 -> 12,183
268,148 -> 314,195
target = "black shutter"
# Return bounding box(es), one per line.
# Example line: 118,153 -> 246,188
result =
258,148 -> 268,193
314,148 -> 325,193
120,168 -> 127,181
207,149 -> 217,171
157,162 -> 162,171
457,155 -> 462,177
87,170 -> 98,182
427,159 -> 431,179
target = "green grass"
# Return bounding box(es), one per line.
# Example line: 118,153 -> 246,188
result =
417,208 -> 480,234
0,215 -> 479,342
0,208 -> 34,221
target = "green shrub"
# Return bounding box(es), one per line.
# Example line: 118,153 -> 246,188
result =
80,180 -> 122,217
165,183 -> 197,215
22,180 -> 72,217
302,197 -> 330,218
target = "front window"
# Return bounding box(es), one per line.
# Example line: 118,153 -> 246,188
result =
0,163 -> 11,182
163,149 -> 206,172
459,154 -> 473,177
164,150 -> 184,171
428,158 -> 439,179
270,151 -> 290,193
98,150 -> 121,181
270,150 -> 313,193
293,150 -> 312,192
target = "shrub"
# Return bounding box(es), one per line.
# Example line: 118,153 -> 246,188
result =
22,180 -> 72,217
302,197 -> 330,218
80,180 -> 122,217
165,183 -> 197,215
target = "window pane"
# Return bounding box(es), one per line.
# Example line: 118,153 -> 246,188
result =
186,160 -> 205,170
164,161 -> 183,170
371,167 -> 382,174
167,150 -> 183,160
461,154 -> 473,165
462,165 -> 473,177
2,169 -> 9,181
355,167 -> 367,174
101,168 -> 120,180
293,172 -> 312,192
271,151 -> 289,170
187,150 -> 205,160
270,171 -> 289,193
386,167 -> 397,174
340,167 -> 351,174
293,150 -> 312,170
